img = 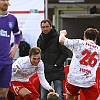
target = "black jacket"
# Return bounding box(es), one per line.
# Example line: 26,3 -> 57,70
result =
37,28 -> 68,82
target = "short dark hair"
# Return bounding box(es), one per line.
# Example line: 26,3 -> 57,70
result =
47,92 -> 59,100
84,28 -> 99,41
40,19 -> 52,27
29,46 -> 41,57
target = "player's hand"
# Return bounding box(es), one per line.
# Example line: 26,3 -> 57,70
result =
49,88 -> 55,92
9,44 -> 18,58
59,30 -> 67,45
60,30 -> 67,36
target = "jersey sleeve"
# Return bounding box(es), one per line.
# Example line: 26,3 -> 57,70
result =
12,58 -> 22,76
12,17 -> 20,35
14,34 -> 20,45
12,16 -> 20,44
64,38 -> 81,51
37,61 -> 52,91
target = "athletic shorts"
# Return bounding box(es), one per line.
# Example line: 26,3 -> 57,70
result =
66,81 -> 99,100
9,81 -> 40,99
0,64 -> 12,88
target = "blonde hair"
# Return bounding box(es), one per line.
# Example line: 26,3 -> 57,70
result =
47,92 -> 59,100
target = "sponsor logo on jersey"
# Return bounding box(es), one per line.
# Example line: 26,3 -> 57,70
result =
12,68 -> 17,72
8,22 -> 13,28
0,29 -> 10,37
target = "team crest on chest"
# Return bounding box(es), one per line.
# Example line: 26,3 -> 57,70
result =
8,22 -> 13,28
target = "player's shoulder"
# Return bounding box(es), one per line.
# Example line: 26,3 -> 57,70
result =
38,60 -> 44,67
15,56 -> 29,64
72,39 -> 83,42
39,60 -> 43,64
73,39 -> 84,45
8,13 -> 17,19
19,56 -> 29,62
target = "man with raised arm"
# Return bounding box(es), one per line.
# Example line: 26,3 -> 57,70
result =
59,28 -> 100,100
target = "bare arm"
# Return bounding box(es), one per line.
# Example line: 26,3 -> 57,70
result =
9,44 -> 19,58
9,34 -> 20,58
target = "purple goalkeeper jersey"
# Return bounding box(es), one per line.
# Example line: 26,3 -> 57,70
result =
0,13 -> 20,64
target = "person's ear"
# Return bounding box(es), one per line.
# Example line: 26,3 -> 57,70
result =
29,55 -> 31,58
94,39 -> 96,43
84,36 -> 86,40
8,2 -> 11,6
